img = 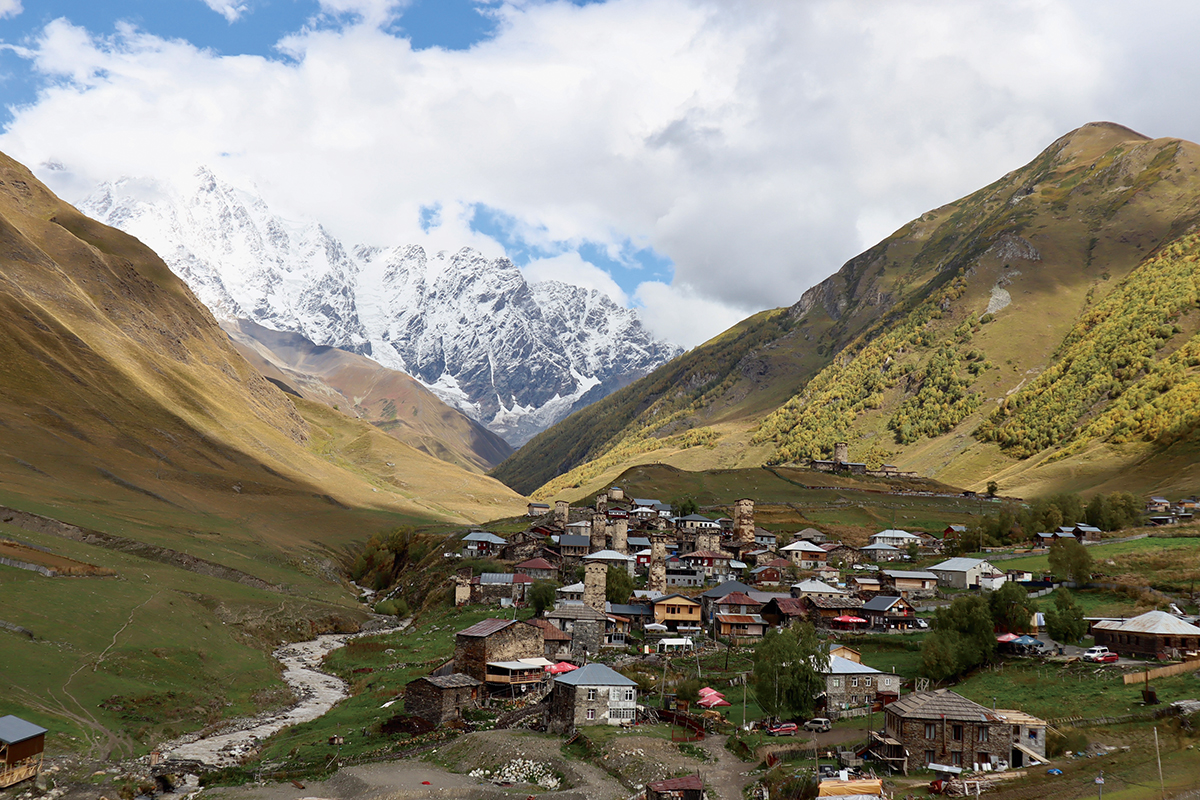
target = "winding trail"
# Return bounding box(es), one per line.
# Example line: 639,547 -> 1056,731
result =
163,623 -> 406,767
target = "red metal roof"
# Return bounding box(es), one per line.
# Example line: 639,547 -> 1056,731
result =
648,775 -> 704,791
528,618 -> 572,641
715,591 -> 760,606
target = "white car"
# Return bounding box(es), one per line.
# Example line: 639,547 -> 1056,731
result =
1081,646 -> 1111,662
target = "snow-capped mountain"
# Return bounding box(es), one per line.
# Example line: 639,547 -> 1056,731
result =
80,168 -> 681,445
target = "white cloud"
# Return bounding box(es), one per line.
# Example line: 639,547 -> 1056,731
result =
5,1 -> 1200,348
0,0 -> 20,19
521,252 -> 629,305
634,280 -> 751,350
200,0 -> 249,23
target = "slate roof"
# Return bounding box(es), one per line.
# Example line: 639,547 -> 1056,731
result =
701,580 -> 754,599
515,558 -> 555,571
607,603 -> 653,617
804,595 -> 864,610
457,618 -> 520,638
560,535 -> 591,548
885,689 -> 996,721
554,663 -> 638,687
0,715 -> 46,744
419,674 -> 482,689
546,605 -> 608,621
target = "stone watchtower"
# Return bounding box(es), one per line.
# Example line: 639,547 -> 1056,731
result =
610,518 -> 629,555
583,561 -> 607,612
733,498 -> 755,546
554,500 -> 570,530
590,512 -> 607,553
647,532 -> 670,595
596,494 -> 608,515
833,441 -> 849,465
696,528 -> 721,552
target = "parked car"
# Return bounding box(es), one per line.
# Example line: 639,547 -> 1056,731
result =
1082,646 -> 1112,663
767,722 -> 798,736
802,718 -> 832,732
1093,652 -> 1119,663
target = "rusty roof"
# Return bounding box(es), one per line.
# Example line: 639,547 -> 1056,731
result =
456,618 -> 518,638
528,618 -> 573,640
648,775 -> 704,791
515,557 -> 555,570
715,591 -> 760,606
1096,610 -> 1200,636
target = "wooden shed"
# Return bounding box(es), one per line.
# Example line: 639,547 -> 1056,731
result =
646,774 -> 705,799
0,715 -> 45,788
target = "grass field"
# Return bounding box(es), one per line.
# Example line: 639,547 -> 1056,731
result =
999,535 -> 1200,594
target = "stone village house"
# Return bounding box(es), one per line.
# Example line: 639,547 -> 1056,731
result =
547,663 -> 639,734
453,619 -> 544,683
403,674 -> 481,726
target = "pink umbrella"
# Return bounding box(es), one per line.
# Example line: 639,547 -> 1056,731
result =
996,633 -> 1019,643
698,695 -> 732,708
699,687 -> 725,698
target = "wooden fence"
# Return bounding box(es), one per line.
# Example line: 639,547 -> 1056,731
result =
1122,659 -> 1200,685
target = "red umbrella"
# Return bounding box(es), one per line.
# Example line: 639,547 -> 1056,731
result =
699,687 -> 725,698
547,662 -> 579,674
833,615 -> 867,623
996,633 -> 1018,643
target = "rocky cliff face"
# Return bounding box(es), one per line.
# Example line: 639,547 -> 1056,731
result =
80,170 -> 681,445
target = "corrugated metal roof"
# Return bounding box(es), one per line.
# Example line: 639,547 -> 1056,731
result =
515,558 -> 555,570
826,655 -> 883,675
929,557 -> 989,572
863,596 -> 906,612
715,591 -> 760,606
715,614 -> 765,625
792,579 -> 845,594
701,580 -> 754,598
883,570 -> 938,580
781,540 -> 826,552
462,531 -> 506,544
560,535 -> 591,547
0,715 -> 47,744
1100,610 -> 1200,635
554,663 -> 638,687
456,618 -> 518,638
585,550 -> 635,562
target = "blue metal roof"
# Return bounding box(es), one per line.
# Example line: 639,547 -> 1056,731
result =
0,715 -> 46,744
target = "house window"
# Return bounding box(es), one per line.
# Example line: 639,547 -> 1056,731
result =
832,678 -> 841,688
952,725 -> 963,741
978,727 -> 988,742
925,723 -> 936,739
979,753 -> 991,766
1029,729 -> 1039,741
851,677 -> 859,687
586,708 -> 595,721
884,677 -> 892,687
625,689 -> 635,701
950,752 -> 962,766
587,688 -> 596,701
924,750 -> 935,766
864,677 -> 872,687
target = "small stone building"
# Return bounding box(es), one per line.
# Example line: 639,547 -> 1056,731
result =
545,605 -> 607,658
513,557 -> 558,582
453,619 -> 544,683
646,774 -> 705,800
876,690 -> 1042,773
823,656 -> 899,717
547,663 -> 638,734
528,618 -> 574,660
404,674 -> 481,725
469,573 -> 533,605
1092,610 -> 1200,658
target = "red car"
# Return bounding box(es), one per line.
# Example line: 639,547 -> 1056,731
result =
1094,652 -> 1119,663
767,722 -> 798,736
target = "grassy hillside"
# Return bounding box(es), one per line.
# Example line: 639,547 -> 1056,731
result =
496,122 -> 1200,502
225,318 -> 513,473
0,150 -> 526,756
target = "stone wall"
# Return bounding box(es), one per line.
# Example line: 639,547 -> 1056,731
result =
454,622 -> 544,682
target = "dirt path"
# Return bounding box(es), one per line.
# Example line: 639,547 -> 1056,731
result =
699,734 -> 756,800
163,623 -> 407,766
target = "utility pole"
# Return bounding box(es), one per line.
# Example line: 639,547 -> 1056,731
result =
1155,727 -> 1164,799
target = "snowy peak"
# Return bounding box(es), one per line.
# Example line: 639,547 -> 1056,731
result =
79,169 -> 681,446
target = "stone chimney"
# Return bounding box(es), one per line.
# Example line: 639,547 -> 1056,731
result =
590,512 -> 607,553
833,441 -> 849,464
734,498 -> 755,546
583,561 -> 607,612
554,500 -> 570,530
610,518 -> 629,555
647,532 -> 670,595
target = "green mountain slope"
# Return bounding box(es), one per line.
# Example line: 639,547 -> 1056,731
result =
495,122 -> 1200,500
224,318 -> 513,473
0,151 -> 525,754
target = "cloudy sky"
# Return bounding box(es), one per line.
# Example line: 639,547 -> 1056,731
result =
3,0 -> 1200,348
